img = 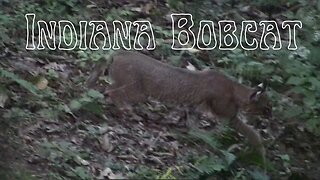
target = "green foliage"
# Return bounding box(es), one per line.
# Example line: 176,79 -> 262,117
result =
41,140 -> 92,180
276,50 -> 320,135
185,153 -> 236,179
188,129 -> 222,149
0,11 -> 14,45
0,68 -> 39,96
0,68 -> 57,102
0,167 -> 37,180
69,89 -> 104,115
248,169 -> 270,180
3,107 -> 33,120
130,167 -> 159,179
105,7 -> 134,21
187,129 -> 238,178
166,0 -> 184,10
195,156 -> 227,174
278,154 -> 291,170
216,35 -> 320,136
156,167 -> 176,179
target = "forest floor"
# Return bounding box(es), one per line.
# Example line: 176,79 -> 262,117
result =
1,0 -> 320,179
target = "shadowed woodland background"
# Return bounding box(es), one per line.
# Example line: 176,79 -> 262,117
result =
1,0 -> 320,179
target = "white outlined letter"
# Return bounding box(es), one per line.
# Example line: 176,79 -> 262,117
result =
282,21 -> 302,50
133,21 -> 155,50
259,21 -> 281,50
171,13 -> 195,50
89,21 -> 111,50
25,13 -> 36,50
240,21 -> 258,50
113,21 -> 132,50
197,20 -> 216,50
58,20 -> 77,50
79,21 -> 87,50
37,20 -> 56,50
218,20 -> 239,50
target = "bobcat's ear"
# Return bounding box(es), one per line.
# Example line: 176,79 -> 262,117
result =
250,82 -> 266,102
257,82 -> 266,92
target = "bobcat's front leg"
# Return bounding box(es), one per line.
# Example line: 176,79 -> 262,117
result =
229,115 -> 266,166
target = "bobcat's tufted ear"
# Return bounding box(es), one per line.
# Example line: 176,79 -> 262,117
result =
250,82 -> 267,102
257,82 -> 266,92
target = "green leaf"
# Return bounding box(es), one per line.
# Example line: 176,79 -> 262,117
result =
188,129 -> 221,149
70,100 -> 82,110
279,154 -> 290,162
156,168 -> 176,179
286,76 -> 305,85
271,75 -> 283,83
222,151 -> 236,165
308,77 -> 320,90
283,106 -> 303,118
290,86 -> 307,94
306,117 -> 320,136
248,169 -> 270,180
195,156 -> 227,174
87,89 -> 104,99
83,102 -> 103,115
303,93 -> 316,106
73,166 -> 91,179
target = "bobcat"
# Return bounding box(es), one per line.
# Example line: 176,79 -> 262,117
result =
87,50 -> 272,163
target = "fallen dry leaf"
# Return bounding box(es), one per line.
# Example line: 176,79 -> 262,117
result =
0,91 -> 8,108
35,76 -> 48,90
100,134 -> 114,152
75,155 -> 90,166
97,167 -> 124,179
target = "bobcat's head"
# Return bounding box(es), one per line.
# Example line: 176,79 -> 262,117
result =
245,83 -> 272,118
